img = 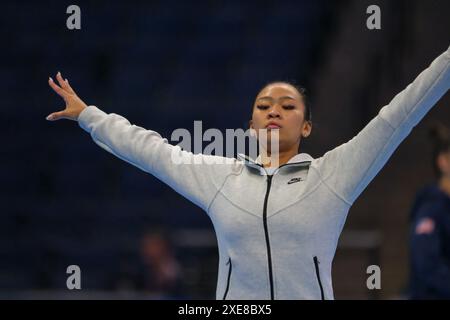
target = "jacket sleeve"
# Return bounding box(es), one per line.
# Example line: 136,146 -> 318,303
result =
410,203 -> 450,296
77,106 -> 238,212
314,46 -> 450,205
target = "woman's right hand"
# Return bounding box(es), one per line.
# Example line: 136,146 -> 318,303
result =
46,71 -> 88,121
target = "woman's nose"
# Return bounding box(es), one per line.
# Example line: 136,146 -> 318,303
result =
268,105 -> 281,118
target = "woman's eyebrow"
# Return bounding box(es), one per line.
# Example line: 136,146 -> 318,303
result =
257,96 -> 296,101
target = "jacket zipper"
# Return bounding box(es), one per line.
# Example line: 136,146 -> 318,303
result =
242,157 -> 311,299
263,175 -> 275,300
222,257 -> 232,300
313,256 -> 325,300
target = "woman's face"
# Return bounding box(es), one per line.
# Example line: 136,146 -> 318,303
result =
250,83 -> 312,153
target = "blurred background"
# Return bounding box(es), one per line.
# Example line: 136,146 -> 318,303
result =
0,0 -> 449,299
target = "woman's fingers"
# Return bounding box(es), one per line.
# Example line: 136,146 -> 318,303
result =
46,110 -> 66,121
56,71 -> 70,91
64,78 -> 76,95
48,77 -> 67,100
54,72 -> 76,95
47,72 -> 83,122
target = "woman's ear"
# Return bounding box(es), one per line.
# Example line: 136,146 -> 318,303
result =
302,121 -> 312,138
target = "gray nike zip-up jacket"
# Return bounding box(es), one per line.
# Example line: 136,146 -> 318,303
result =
77,47 -> 450,300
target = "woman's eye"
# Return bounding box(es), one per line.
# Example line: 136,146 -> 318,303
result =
257,105 -> 270,110
283,105 -> 295,110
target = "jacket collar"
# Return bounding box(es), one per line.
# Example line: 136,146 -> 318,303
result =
237,153 -> 314,175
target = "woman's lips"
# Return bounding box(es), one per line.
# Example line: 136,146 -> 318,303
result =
266,124 -> 281,129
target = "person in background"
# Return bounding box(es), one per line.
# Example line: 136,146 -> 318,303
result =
138,229 -> 183,298
409,123 -> 450,299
